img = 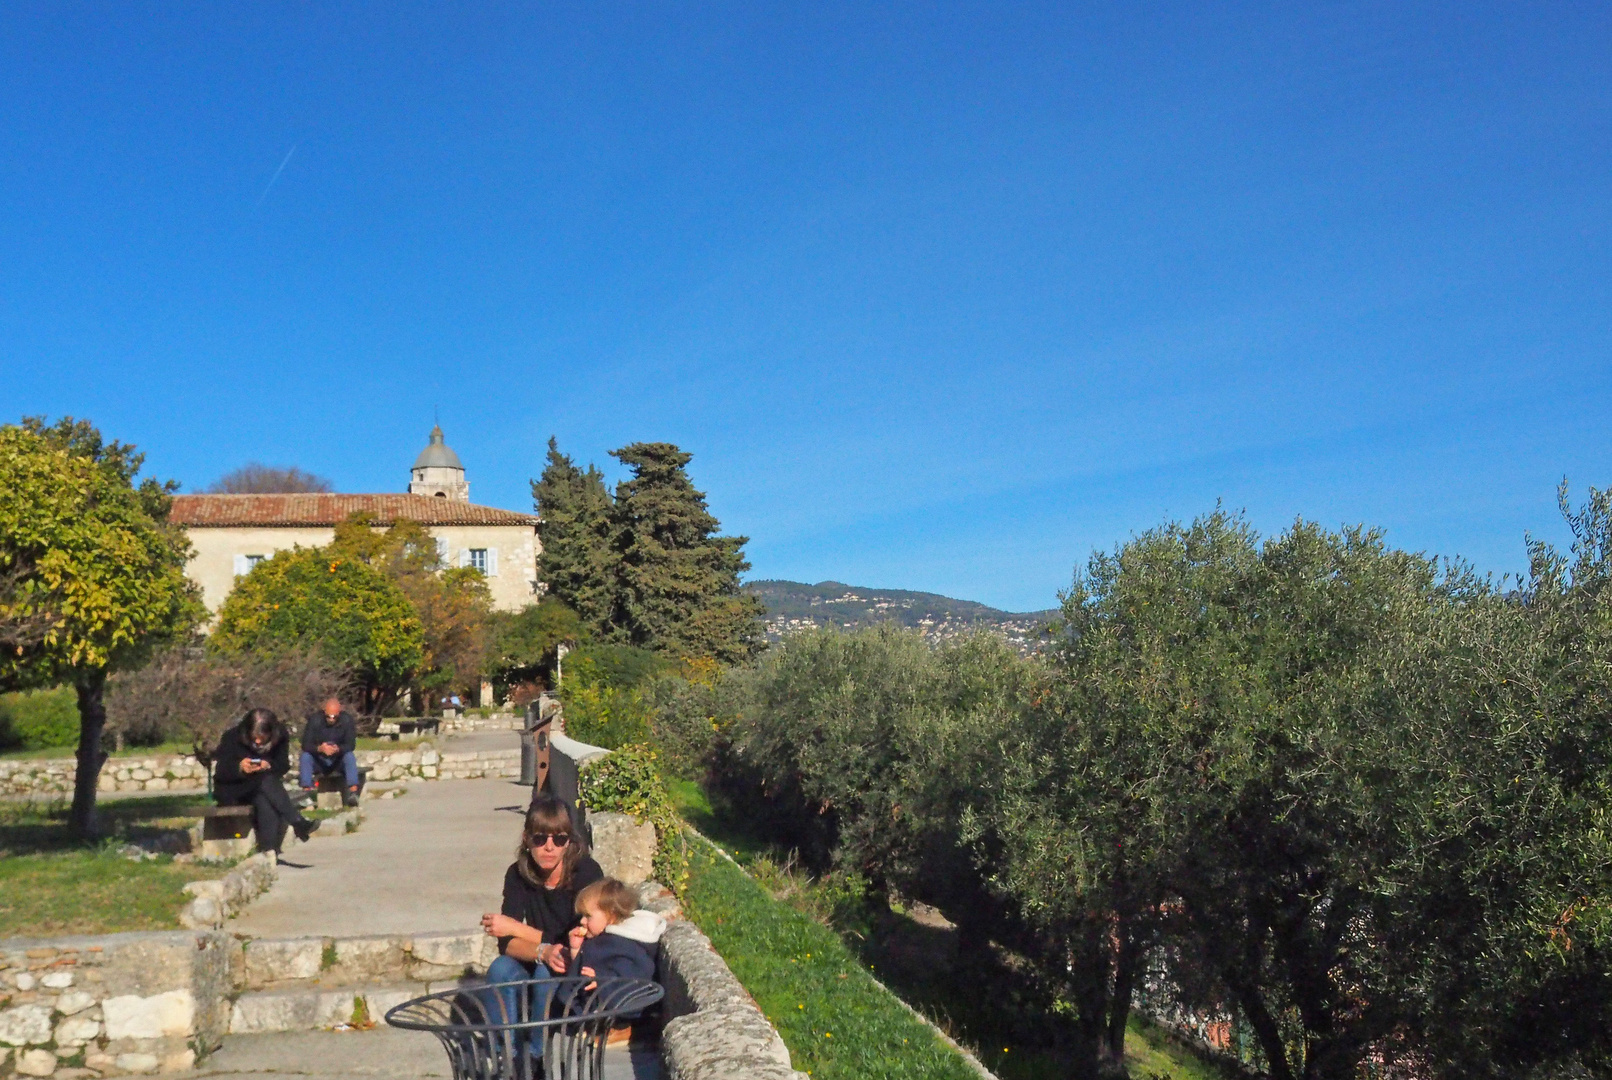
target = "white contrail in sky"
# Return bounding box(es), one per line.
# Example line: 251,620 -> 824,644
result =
253,145 -> 298,211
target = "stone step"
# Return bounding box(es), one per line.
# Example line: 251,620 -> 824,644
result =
237,931 -> 498,991
229,981 -> 458,1034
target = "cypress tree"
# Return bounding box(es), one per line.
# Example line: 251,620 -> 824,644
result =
531,438 -> 615,634
608,442 -> 763,663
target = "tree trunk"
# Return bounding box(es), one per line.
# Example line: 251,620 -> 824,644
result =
1104,926 -> 1143,1062
70,669 -> 109,839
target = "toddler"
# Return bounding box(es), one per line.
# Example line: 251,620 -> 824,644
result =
567,878 -> 666,990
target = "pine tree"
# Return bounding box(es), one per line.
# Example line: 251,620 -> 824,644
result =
608,442 -> 763,663
531,438 -> 616,634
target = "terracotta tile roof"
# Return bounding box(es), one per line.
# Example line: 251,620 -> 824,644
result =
170,494 -> 539,528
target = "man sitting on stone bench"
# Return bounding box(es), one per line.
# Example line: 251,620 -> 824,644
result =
300,695 -> 360,807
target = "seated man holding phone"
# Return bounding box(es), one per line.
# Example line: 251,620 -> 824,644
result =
301,695 -> 361,806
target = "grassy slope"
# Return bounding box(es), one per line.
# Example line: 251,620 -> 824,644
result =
683,837 -> 981,1080
0,794 -> 218,937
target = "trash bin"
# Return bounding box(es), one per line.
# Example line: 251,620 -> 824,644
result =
519,726 -> 536,786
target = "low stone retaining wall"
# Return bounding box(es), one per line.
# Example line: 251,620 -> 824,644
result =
0,753 -> 208,799
177,853 -> 279,929
0,742 -> 519,799
658,919 -> 806,1080
357,743 -> 519,782
0,930 -> 232,1077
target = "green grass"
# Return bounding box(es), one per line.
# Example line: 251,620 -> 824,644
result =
682,836 -> 980,1080
0,794 -> 218,937
356,734 -> 429,752
1124,1016 -> 1245,1080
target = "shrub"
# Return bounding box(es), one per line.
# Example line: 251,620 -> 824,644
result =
561,682 -> 651,749
0,686 -> 80,751
558,642 -> 666,749
106,646 -> 352,752
578,743 -> 688,894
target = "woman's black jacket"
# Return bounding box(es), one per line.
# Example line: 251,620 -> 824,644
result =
212,725 -> 290,805
498,856 -> 604,957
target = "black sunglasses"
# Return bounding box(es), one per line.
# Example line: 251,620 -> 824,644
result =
529,832 -> 572,849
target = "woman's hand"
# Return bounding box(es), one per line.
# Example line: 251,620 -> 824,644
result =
241,758 -> 268,774
544,943 -> 569,974
481,913 -> 522,938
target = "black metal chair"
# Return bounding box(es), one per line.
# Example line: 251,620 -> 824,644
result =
385,976 -> 664,1080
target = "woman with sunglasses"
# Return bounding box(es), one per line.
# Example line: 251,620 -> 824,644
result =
479,795 -> 603,1031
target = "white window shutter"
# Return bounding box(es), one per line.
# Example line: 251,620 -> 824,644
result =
436,537 -> 449,563
487,548 -> 498,577
233,554 -> 249,576
460,549 -> 471,569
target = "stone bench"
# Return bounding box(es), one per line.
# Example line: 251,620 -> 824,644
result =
308,767 -> 371,810
197,805 -> 254,859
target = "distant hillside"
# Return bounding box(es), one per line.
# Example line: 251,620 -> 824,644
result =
742,580 -> 1059,652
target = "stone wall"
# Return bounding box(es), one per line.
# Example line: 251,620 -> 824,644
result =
0,754 -> 208,799
657,919 -> 806,1080
0,742 -> 518,799
356,743 -> 518,782
0,931 -> 232,1077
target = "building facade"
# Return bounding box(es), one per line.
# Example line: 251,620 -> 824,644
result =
172,428 -> 541,615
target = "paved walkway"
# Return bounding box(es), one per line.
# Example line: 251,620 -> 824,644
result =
209,736 -> 663,1080
228,774 -> 528,937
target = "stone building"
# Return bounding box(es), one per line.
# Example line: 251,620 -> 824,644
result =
172,427 -> 541,616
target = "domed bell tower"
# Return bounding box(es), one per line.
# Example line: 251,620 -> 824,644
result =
409,425 -> 470,501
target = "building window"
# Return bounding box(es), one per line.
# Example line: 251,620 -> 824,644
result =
233,554 -> 269,576
468,549 -> 488,574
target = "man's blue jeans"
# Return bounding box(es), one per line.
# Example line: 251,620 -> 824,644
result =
299,750 -> 359,789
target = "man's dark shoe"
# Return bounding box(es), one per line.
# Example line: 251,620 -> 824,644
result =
343,789 -> 360,807
293,818 -> 319,843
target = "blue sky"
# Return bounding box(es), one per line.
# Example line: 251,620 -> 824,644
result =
2,3 -> 1608,612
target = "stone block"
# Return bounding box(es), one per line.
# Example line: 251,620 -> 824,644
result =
41,970 -> 74,988
316,791 -> 343,811
161,1048 -> 196,1072
243,938 -> 323,986
55,1013 -> 102,1045
406,933 -> 486,978
56,990 -> 96,1015
662,1006 -> 797,1080
102,989 -> 196,1040
229,991 -> 321,1034
589,812 -> 657,886
331,937 -> 404,983
115,1051 -> 161,1074
179,896 -> 223,930
202,836 -> 255,860
15,1048 -> 57,1077
0,1003 -> 54,1046
13,972 -> 36,990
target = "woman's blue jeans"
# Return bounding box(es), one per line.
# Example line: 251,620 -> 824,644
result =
482,954 -> 553,1060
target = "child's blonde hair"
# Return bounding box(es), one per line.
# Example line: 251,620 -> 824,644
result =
575,877 -> 638,922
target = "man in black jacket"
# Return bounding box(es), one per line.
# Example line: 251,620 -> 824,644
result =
300,696 -> 360,806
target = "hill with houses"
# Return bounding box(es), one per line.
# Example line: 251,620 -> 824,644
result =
742,579 -> 1058,652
